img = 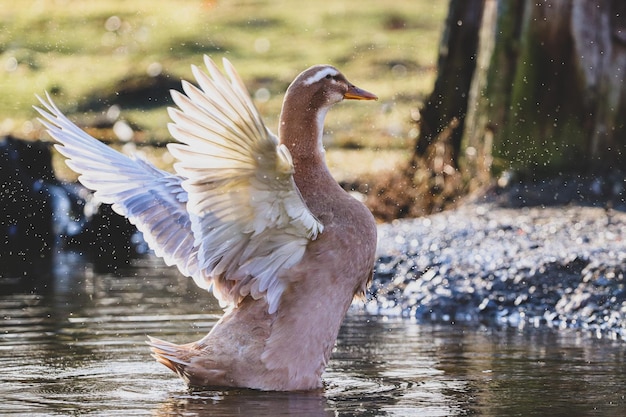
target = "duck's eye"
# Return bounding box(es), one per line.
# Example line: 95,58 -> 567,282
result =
325,74 -> 332,80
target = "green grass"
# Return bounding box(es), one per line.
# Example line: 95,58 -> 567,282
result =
1,0 -> 446,182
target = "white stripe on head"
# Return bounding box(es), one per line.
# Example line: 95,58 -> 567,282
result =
302,67 -> 340,86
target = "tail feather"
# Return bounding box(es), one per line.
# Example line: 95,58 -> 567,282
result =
147,335 -> 229,387
147,336 -> 191,376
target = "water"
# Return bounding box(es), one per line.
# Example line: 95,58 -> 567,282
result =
1,253 -> 625,416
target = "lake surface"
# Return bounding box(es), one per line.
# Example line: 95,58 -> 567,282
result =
1,253 -> 625,416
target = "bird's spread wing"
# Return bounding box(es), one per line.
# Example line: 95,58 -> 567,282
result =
166,56 -> 323,313
35,93 -> 200,279
35,56 -> 323,313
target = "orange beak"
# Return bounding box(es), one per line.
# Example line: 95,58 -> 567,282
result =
344,84 -> 378,101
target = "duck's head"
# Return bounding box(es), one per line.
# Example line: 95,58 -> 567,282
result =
280,65 -> 377,157
286,65 -> 378,110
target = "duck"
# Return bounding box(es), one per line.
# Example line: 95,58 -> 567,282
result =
35,56 -> 378,391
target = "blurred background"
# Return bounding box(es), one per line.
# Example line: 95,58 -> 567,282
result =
1,0 -> 444,185
3,0 -> 626,276
3,0 -> 626,271
0,0 -> 446,276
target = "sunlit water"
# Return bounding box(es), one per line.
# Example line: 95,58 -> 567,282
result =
1,254 -> 625,416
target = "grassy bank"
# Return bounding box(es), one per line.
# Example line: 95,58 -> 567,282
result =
1,0 -> 445,182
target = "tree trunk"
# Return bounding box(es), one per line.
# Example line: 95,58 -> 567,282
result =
463,0 -> 626,179
367,0 -> 486,221
414,0 -> 485,166
371,0 -> 626,220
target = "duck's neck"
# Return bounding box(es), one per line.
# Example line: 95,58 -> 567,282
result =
278,93 -> 348,220
278,99 -> 330,175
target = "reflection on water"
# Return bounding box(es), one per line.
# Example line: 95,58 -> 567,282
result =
1,253 -> 625,416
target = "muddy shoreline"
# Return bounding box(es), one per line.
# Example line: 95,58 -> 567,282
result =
366,202 -> 626,341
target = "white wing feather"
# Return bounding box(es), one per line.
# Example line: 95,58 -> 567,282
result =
167,57 -> 323,313
35,56 -> 323,313
34,93 -> 200,279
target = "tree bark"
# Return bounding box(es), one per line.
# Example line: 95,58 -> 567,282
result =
413,0 -> 485,166
372,0 -> 626,220
462,0 -> 626,179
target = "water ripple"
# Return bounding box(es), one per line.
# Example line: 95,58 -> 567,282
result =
1,256 -> 625,416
